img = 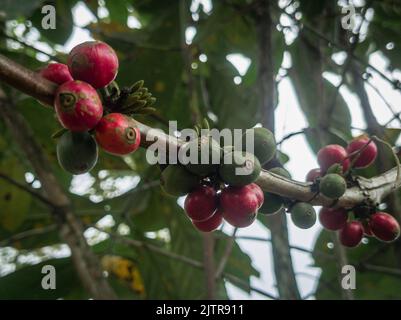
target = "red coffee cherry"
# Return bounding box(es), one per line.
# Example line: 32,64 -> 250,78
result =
39,63 -> 73,85
95,113 -> 141,155
306,168 -> 321,182
248,183 -> 264,208
317,144 -> 350,173
54,80 -> 103,132
220,185 -> 259,228
369,212 -> 400,242
184,186 -> 218,222
319,207 -> 348,231
339,221 -> 363,248
68,41 -> 119,88
346,136 -> 377,168
192,209 -> 223,232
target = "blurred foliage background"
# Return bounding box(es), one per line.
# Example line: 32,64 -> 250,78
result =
1,0 -> 401,299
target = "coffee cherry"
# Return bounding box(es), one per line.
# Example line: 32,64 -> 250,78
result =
339,221 -> 363,247
54,80 -> 103,131
347,136 -> 377,168
184,186 -> 218,222
248,183 -> 264,208
306,168 -> 321,182
39,63 -> 73,85
192,209 -> 223,232
95,113 -> 141,155
160,165 -> 199,197
242,127 -> 276,165
220,185 -> 259,228
68,41 -> 119,88
259,192 -> 284,215
57,131 -> 98,174
319,207 -> 348,231
317,144 -> 350,173
369,212 -> 400,242
219,151 -> 261,186
180,136 -> 221,177
319,173 -> 346,199
290,202 -> 316,229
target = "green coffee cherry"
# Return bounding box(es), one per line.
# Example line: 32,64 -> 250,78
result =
320,173 -> 346,199
290,202 -> 317,229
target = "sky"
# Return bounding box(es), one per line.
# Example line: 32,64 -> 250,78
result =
3,0 -> 401,300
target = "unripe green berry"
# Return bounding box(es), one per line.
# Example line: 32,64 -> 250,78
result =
320,173 -> 346,199
290,202 -> 316,229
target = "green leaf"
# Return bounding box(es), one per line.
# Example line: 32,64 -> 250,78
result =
0,258 -> 87,299
289,37 -> 352,152
0,0 -> 46,19
30,0 -> 75,45
313,229 -> 401,299
0,159 -> 31,231
105,0 -> 129,25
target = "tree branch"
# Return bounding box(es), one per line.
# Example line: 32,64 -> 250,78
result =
0,54 -> 399,206
179,0 -> 216,299
253,0 -> 300,300
0,224 -> 57,247
0,54 -> 56,106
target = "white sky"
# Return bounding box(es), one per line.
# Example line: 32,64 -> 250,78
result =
6,0 -> 401,300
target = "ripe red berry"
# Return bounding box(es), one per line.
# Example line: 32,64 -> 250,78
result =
68,41 -> 119,89
220,185 -> 259,228
317,144 -> 350,173
54,80 -> 103,131
346,136 -> 377,168
339,221 -> 363,247
39,63 -> 73,85
369,212 -> 400,242
184,186 -> 218,222
319,207 -> 348,231
192,209 -> 223,232
306,168 -> 321,182
248,183 -> 264,208
95,113 -> 141,155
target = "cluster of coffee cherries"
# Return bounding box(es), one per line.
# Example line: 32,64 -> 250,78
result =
160,125 -> 305,232
38,41 -> 153,174
306,136 -> 400,247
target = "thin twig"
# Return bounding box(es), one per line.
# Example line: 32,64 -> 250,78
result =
277,129 -> 307,146
215,228 -> 237,279
94,226 -> 278,299
0,31 -> 59,62
0,224 -> 57,247
279,6 -> 401,92
366,81 -> 401,126
0,172 -> 54,207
